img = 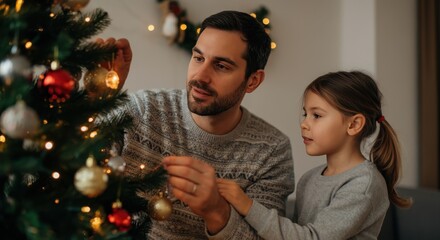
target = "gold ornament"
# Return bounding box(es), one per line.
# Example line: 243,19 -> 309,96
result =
148,192 -> 173,221
74,155 -> 108,197
105,70 -> 120,90
83,67 -> 117,99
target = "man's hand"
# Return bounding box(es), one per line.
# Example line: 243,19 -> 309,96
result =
95,37 -> 132,90
163,156 -> 231,234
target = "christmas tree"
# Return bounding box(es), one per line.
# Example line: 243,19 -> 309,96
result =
0,0 -> 167,239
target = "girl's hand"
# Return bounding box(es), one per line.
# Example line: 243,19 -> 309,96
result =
217,178 -> 253,216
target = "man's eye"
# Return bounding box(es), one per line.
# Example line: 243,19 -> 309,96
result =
193,56 -> 203,62
215,63 -> 229,71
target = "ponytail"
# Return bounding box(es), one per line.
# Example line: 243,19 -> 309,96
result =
370,119 -> 412,208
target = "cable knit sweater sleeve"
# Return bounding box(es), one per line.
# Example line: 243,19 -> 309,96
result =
245,161 -> 389,240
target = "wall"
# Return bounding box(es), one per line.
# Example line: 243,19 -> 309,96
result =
85,0 -> 418,189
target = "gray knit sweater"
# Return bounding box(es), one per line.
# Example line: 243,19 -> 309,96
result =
245,160 -> 389,240
111,89 -> 295,239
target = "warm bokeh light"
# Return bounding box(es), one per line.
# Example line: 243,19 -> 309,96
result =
90,131 -> 98,138
81,206 -> 91,213
148,24 -> 155,31
80,126 -> 88,132
25,41 -> 32,49
250,13 -> 256,18
84,17 -> 91,22
180,24 -> 187,31
45,141 -> 54,150
262,17 -> 270,25
52,172 -> 60,179
271,41 -> 277,49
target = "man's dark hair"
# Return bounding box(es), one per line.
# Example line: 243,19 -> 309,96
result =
200,10 -> 272,79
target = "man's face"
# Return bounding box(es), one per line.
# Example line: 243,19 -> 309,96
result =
186,28 -> 248,116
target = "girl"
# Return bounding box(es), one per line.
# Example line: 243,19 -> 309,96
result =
217,71 -> 412,239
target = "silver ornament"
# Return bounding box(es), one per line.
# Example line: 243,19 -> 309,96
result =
0,101 -> 40,139
108,155 -> 126,173
0,54 -> 32,85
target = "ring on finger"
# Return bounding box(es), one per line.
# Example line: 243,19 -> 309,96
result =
192,184 -> 197,194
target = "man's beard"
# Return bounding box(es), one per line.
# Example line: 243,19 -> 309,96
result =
186,79 -> 247,116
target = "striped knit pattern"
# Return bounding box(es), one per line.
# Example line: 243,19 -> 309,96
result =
113,89 -> 295,239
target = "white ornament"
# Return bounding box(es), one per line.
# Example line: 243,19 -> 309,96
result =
0,101 -> 40,139
0,54 -> 32,85
162,13 -> 178,38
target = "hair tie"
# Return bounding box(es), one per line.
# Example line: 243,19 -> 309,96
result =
377,115 -> 385,123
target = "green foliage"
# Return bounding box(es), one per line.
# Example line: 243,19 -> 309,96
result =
0,1 -> 165,239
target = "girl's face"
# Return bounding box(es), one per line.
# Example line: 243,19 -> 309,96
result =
300,91 -> 351,157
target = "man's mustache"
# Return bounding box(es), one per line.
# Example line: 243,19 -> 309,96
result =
188,80 -> 216,96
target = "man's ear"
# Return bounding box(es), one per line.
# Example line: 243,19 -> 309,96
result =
245,70 -> 265,93
347,113 -> 366,136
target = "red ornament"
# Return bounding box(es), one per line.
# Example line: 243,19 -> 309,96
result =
169,1 -> 181,15
108,207 -> 131,231
38,69 -> 75,103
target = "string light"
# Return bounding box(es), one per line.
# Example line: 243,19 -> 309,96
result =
262,17 -> 270,25
89,131 -> 98,138
88,117 -> 94,122
80,126 -> 88,132
52,172 -> 60,179
0,135 -> 5,143
25,41 -> 32,49
81,206 -> 91,213
84,17 -> 91,22
271,42 -> 277,49
90,211 -> 103,232
147,24 -> 155,31
140,164 -> 145,170
45,141 -> 54,150
54,199 -> 60,204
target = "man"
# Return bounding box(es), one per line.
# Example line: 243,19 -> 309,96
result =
108,10 -> 294,239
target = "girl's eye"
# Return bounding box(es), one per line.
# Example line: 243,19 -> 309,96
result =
313,113 -> 321,119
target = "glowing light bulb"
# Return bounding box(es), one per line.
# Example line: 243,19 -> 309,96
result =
45,141 -> 54,150
52,172 -> 60,179
262,18 -> 270,25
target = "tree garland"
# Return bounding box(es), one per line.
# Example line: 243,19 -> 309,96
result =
156,0 -> 274,54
